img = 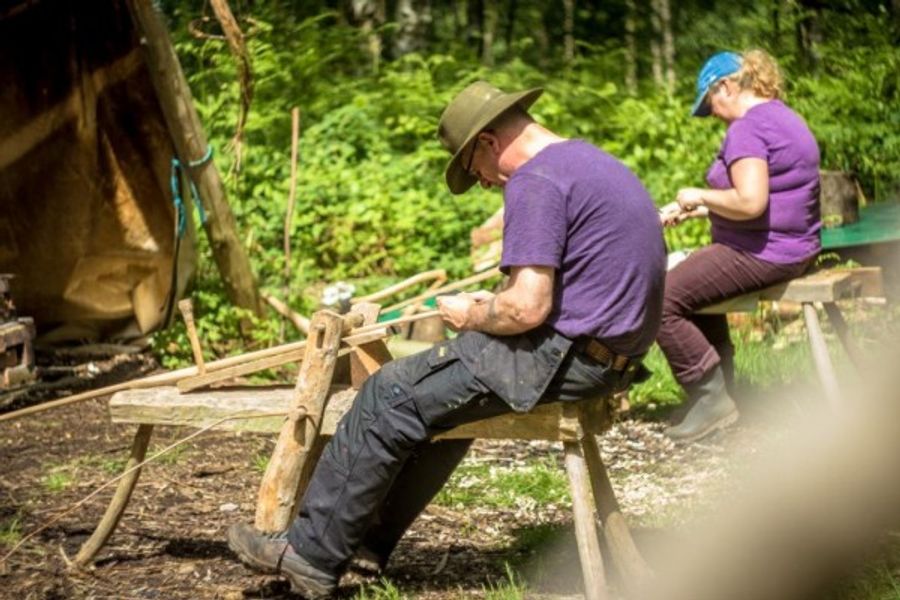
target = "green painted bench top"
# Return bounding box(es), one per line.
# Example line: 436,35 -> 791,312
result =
821,202 -> 900,250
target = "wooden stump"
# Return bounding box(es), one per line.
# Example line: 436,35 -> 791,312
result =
820,170 -> 860,228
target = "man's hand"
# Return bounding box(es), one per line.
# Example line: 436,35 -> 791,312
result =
437,293 -> 476,331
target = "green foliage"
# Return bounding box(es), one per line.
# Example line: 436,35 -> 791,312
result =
149,3 -> 899,375
483,564 -> 527,600
41,468 -> 73,494
0,516 -> 22,547
353,578 -> 405,600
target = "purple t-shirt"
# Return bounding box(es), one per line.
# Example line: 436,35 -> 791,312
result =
706,100 -> 821,264
500,140 -> 665,356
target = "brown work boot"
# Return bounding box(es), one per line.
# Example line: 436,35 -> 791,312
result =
227,523 -> 337,598
665,366 -> 739,444
351,545 -> 387,575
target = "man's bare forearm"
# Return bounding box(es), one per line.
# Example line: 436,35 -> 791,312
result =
466,294 -> 540,335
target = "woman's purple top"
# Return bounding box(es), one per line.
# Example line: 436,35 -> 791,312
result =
705,99 -> 821,264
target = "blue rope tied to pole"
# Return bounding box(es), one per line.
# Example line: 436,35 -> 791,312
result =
170,146 -> 213,237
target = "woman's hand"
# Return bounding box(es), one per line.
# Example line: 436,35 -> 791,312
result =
676,187 -> 706,212
659,201 -> 709,227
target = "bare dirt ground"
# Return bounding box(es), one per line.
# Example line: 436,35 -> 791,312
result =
0,356 -> 806,600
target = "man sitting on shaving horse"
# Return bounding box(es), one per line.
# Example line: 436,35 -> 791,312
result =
227,81 -> 666,598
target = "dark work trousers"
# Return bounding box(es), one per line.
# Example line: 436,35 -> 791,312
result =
287,329 -> 623,575
657,243 -> 812,387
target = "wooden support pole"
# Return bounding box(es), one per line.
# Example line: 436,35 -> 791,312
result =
822,302 -> 864,370
74,424 -> 154,565
582,432 -> 652,591
178,298 -> 206,374
560,405 -> 608,600
125,0 -> 263,318
255,310 -> 344,532
564,440 -> 609,600
802,302 -> 842,411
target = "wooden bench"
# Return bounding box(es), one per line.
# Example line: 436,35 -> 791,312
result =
699,267 -> 884,409
75,305 -> 649,600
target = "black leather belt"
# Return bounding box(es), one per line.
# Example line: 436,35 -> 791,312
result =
578,338 -> 641,373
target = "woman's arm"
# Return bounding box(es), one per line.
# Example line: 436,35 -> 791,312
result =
676,157 -> 770,221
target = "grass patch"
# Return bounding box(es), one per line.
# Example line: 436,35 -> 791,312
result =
42,468 -> 73,493
149,441 -> 190,465
434,458 -> 569,510
825,536 -> 900,600
252,452 -> 270,473
484,564 -> 527,599
353,578 -> 405,600
0,516 -> 22,547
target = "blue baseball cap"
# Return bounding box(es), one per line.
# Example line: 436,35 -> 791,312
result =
691,51 -> 742,117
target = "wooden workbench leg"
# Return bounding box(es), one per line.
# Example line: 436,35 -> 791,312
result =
564,440 -> 608,600
74,424 -> 154,565
822,302 -> 864,370
255,311 -> 344,533
582,432 -> 652,592
803,302 -> 842,411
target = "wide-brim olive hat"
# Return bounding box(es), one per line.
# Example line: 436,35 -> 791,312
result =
437,81 -> 543,194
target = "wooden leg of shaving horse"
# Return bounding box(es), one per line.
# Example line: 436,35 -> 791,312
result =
74,424 -> 154,565
561,405 -> 608,600
290,303 -> 392,509
255,311 -> 346,532
822,302 -> 864,370
582,430 -> 652,592
802,302 -> 842,411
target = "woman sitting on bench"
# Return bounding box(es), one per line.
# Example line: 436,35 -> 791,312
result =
658,49 -> 821,443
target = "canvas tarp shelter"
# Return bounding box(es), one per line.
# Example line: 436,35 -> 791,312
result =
0,0 -> 197,343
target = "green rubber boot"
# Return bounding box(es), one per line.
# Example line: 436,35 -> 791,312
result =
665,366 -> 739,444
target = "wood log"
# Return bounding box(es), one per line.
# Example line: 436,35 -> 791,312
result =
126,0 -> 262,318
255,311 -> 344,532
819,170 -> 860,228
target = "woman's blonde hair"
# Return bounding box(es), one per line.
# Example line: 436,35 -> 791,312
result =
727,49 -> 784,99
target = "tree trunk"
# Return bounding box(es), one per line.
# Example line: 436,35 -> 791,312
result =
467,0 -> 484,57
658,0 -> 675,92
770,0 -> 781,53
126,0 -> 262,319
351,0 -> 385,73
649,0 -> 664,87
563,0 -> 575,65
393,0 -> 432,57
624,0 -> 637,94
482,0 -> 497,66
795,0 -> 822,73
505,0 -> 518,51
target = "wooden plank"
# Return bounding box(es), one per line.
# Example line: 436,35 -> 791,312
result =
698,268 -> 885,315
175,328 -> 387,392
109,385 -> 612,441
255,311 -> 343,532
759,270 -> 854,303
697,294 -> 760,315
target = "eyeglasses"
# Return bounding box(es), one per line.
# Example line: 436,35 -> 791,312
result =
464,139 -> 478,176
